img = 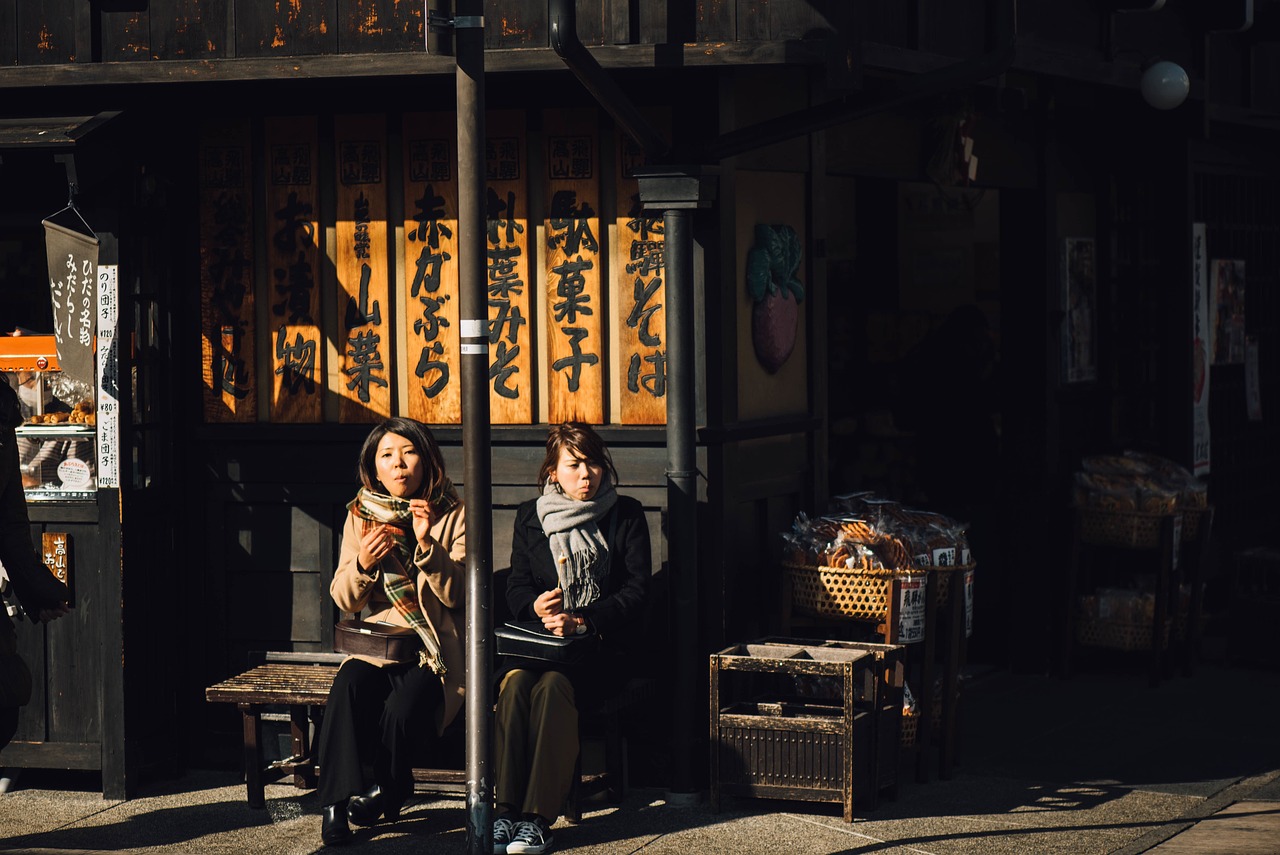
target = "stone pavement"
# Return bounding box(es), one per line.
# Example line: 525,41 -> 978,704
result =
1,657 -> 1278,854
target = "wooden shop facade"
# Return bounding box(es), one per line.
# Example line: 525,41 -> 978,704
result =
1,0 -> 1278,798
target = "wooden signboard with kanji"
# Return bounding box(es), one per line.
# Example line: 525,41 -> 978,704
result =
402,112 -> 461,424
485,110 -> 533,424
544,109 -> 603,424
199,118 -> 257,422
333,115 -> 392,423
265,116 -> 323,422
616,122 -> 669,424
42,532 -> 71,589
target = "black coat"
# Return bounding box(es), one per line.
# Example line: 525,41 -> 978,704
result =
501,494 -> 651,698
0,382 -> 69,642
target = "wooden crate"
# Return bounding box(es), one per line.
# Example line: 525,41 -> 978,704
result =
709,638 -> 905,821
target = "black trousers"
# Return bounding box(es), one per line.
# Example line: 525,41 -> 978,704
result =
315,658 -> 458,807
0,705 -> 17,752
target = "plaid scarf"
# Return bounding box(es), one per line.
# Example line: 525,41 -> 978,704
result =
347,481 -> 459,675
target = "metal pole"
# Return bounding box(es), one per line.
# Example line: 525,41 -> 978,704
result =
636,166 -> 716,800
455,2 -> 492,852
664,206 -> 698,796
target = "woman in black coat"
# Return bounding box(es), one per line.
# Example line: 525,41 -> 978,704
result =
0,378 -> 71,751
493,423 -> 650,855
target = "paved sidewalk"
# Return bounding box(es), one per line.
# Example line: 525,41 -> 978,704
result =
1,659 -> 1278,854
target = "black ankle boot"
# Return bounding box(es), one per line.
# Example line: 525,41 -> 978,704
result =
347,783 -> 404,826
321,800 -> 352,846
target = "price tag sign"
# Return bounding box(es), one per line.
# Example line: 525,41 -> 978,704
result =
964,568 -> 976,638
897,576 -> 927,644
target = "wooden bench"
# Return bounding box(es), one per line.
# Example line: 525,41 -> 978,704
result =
206,650 -> 650,815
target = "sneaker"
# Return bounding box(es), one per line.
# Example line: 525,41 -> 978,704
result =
506,816 -> 554,855
493,815 -> 517,855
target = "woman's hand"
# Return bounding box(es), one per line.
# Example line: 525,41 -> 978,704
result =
533,587 -> 563,619
408,498 -> 437,546
542,611 -> 586,637
37,602 -> 72,623
357,523 -> 398,572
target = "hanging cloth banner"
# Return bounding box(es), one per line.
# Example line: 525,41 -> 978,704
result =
42,217 -> 99,387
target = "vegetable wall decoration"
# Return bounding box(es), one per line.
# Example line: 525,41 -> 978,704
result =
746,223 -> 804,373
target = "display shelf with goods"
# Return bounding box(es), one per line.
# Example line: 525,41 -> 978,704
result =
1065,453 -> 1214,684
1,334 -> 99,503
775,497 -> 973,782
709,638 -> 905,821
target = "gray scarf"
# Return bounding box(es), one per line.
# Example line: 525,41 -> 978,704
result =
535,471 -> 618,611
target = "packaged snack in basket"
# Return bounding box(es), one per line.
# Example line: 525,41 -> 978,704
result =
902,681 -> 918,715
1074,471 -> 1139,510
1095,588 -> 1155,623
1082,454 -> 1154,476
1124,451 -> 1208,509
1131,476 -> 1179,513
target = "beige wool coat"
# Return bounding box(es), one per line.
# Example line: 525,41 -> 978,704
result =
330,502 -> 467,734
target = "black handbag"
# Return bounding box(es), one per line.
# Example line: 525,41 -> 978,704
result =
495,619 -> 598,666
334,619 -> 423,663
496,508 -> 616,667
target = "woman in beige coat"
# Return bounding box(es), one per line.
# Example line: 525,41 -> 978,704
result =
317,417 -> 466,846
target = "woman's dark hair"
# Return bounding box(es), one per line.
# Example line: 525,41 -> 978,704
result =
357,417 -> 447,501
536,422 -> 618,488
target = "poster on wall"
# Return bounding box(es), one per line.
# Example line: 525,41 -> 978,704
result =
1246,336 -> 1262,422
96,264 -> 119,488
1061,237 -> 1096,383
1210,259 -> 1246,365
1191,223 -> 1211,476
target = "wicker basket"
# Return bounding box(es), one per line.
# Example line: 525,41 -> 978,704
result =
930,563 -> 975,606
1180,505 -> 1210,541
899,681 -> 961,748
900,710 -> 918,747
1078,507 -> 1181,550
1076,615 -> 1173,651
785,562 -> 924,622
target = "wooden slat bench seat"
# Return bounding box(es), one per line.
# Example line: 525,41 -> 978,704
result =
205,652 -> 466,808
206,650 -> 653,814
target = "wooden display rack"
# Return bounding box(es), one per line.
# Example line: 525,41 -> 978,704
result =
709,638 -> 905,821
777,563 -> 969,783
1063,505 -> 1214,686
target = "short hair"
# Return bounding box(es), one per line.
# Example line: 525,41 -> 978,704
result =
536,422 -> 618,488
356,417 -> 447,501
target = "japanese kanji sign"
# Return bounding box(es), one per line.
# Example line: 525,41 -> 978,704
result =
485,110 -> 533,423
266,116 -> 323,422
43,220 -> 97,390
615,128 -> 667,424
42,532 -> 71,588
544,110 -> 603,424
199,119 -> 257,422
402,113 -> 461,424
335,115 -> 391,423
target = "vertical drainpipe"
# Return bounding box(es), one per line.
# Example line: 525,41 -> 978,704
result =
455,1 -> 493,851
635,166 -> 718,798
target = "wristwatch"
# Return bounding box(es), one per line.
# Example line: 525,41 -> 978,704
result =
574,619 -> 588,635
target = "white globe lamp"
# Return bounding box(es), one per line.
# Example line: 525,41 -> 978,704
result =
1140,60 -> 1190,110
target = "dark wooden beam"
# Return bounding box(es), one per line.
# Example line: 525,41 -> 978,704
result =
0,40 -> 832,89
0,741 -> 102,770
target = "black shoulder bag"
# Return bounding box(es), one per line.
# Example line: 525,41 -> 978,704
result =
494,510 -> 617,667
